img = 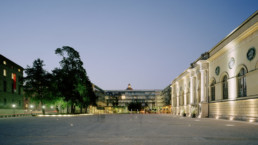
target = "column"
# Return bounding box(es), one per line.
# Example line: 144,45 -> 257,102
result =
170,85 -> 173,107
200,69 -> 207,102
184,77 -> 187,106
190,76 -> 195,105
197,60 -> 209,103
197,60 -> 209,118
176,83 -> 179,107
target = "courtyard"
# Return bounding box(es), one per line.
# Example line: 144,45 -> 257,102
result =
0,114 -> 258,145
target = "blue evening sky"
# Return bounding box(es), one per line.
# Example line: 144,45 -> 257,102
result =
0,0 -> 257,90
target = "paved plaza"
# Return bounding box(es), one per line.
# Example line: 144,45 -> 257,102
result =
0,114 -> 258,145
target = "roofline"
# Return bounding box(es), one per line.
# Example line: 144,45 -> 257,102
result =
0,54 -> 24,69
209,10 -> 258,54
105,89 -> 162,92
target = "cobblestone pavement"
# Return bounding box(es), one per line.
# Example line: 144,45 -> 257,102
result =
0,114 -> 258,145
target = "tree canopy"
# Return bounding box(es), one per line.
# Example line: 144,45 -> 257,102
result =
53,46 -> 97,113
23,59 -> 56,114
23,46 -> 97,114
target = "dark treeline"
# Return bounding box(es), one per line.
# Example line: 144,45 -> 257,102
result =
23,46 -> 97,114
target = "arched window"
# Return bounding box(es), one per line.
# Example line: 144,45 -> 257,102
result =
211,80 -> 216,101
222,76 -> 228,99
238,68 -> 247,97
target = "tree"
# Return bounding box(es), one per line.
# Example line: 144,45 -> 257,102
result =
23,59 -> 55,114
54,46 -> 97,114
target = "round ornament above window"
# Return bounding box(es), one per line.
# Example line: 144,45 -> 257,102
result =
247,47 -> 256,61
215,66 -> 220,76
228,57 -> 235,69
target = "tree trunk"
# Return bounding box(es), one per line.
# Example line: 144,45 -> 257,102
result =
80,105 -> 82,114
85,106 -> 88,113
66,104 -> 69,114
71,104 -> 73,114
71,103 -> 75,114
41,101 -> 45,115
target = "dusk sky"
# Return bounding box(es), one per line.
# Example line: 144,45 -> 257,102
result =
0,0 -> 257,90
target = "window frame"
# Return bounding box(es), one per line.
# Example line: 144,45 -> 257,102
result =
222,75 -> 228,99
210,80 -> 216,101
237,68 -> 247,97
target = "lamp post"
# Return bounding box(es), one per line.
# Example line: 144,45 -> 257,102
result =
42,105 -> 46,115
12,104 -> 16,117
30,105 -> 34,115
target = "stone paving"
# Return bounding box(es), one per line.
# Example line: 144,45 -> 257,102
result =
0,114 -> 258,145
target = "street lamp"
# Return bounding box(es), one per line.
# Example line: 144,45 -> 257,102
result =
12,104 -> 16,117
42,105 -> 46,115
30,105 -> 34,115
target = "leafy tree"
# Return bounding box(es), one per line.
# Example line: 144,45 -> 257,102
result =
54,46 -> 97,114
23,59 -> 55,114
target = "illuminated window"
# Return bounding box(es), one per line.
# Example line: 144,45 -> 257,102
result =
3,61 -> 6,65
3,69 -> 6,76
12,73 -> 16,93
18,69 -> 21,72
222,76 -> 228,99
238,68 -> 247,97
211,80 -> 216,101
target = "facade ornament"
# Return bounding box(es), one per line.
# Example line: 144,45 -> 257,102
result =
215,66 -> 220,76
228,57 -> 235,69
247,47 -> 256,61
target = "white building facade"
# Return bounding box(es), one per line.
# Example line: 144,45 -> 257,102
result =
171,11 -> 258,121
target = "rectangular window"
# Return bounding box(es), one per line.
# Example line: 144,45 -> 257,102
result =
12,73 -> 16,93
3,69 -> 6,76
18,85 -> 21,95
12,82 -> 14,93
3,81 -> 7,92
211,86 -> 215,101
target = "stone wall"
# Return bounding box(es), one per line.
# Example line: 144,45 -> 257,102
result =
209,98 -> 258,121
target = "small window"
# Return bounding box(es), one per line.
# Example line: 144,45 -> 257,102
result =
18,69 -> 21,72
3,69 -> 6,76
222,76 -> 228,99
3,81 -> 7,92
3,61 -> 6,65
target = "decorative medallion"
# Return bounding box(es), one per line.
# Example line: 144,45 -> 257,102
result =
215,66 -> 220,76
247,47 -> 256,61
228,57 -> 235,69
